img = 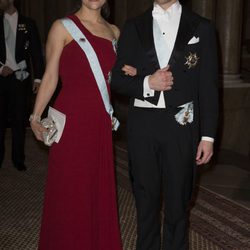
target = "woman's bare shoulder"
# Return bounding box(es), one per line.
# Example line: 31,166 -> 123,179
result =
108,23 -> 120,39
47,19 -> 72,45
50,19 -> 68,33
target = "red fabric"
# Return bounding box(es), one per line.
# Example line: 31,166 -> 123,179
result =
39,15 -> 122,250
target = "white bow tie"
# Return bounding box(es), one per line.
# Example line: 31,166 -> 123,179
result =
152,5 -> 172,20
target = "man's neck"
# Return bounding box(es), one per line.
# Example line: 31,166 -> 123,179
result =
156,0 -> 178,11
5,5 -> 17,16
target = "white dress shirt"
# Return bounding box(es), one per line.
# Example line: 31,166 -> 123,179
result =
134,1 -> 182,108
134,1 -> 214,143
0,12 -> 19,73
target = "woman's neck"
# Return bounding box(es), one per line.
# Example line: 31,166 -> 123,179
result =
77,6 -> 103,24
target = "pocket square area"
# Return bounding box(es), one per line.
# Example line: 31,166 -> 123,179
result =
188,36 -> 200,44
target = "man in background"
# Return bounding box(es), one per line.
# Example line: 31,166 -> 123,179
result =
0,0 -> 44,171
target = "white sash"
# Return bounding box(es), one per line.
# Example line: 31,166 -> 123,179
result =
61,18 -> 119,130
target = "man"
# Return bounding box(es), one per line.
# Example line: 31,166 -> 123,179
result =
0,0 -> 44,171
111,0 -> 218,249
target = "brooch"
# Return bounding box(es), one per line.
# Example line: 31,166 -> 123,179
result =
184,52 -> 199,69
18,23 -> 27,32
112,39 -> 117,54
24,41 -> 30,50
107,71 -> 112,84
175,102 -> 194,126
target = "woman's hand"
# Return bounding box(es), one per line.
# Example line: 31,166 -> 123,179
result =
30,120 -> 47,142
122,64 -> 137,76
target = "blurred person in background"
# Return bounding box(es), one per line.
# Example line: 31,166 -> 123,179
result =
0,0 -> 44,171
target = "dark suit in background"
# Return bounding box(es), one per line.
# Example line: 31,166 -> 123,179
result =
0,12 -> 44,169
111,2 -> 218,249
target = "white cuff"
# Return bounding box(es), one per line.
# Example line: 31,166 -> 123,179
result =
34,79 -> 41,83
143,76 -> 155,98
201,136 -> 214,143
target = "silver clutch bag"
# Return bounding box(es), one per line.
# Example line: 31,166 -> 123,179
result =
40,117 -> 58,146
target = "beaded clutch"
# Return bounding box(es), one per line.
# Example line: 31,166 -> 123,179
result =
40,117 -> 58,146
41,107 -> 66,146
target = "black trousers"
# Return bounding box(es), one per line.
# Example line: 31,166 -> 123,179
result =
127,108 -> 194,250
0,74 -> 30,166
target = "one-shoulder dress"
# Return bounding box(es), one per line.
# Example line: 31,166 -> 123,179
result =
39,15 -> 122,250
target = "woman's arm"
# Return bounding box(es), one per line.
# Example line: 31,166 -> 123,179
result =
30,20 -> 69,141
122,64 -> 137,76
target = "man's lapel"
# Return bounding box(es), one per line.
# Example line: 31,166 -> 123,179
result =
135,8 -> 160,71
133,7 -> 162,105
15,14 -> 25,59
0,15 -> 6,62
168,7 -> 201,68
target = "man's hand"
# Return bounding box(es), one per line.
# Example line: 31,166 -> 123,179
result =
32,81 -> 40,94
148,66 -> 173,91
1,66 -> 13,77
196,140 -> 214,165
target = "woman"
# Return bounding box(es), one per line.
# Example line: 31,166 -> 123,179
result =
30,0 -> 135,249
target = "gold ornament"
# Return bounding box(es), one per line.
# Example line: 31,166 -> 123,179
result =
185,52 -> 199,69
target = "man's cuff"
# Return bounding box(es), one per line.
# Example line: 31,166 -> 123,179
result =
201,136 -> 214,143
143,76 -> 155,98
34,79 -> 41,83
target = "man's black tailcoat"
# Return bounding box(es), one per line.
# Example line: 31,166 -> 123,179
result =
111,6 -> 219,250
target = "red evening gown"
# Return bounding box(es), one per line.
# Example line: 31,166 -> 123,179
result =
38,15 -> 122,250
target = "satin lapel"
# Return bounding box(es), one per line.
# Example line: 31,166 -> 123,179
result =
0,15 -> 6,62
168,7 -> 201,68
15,14 -> 25,59
134,8 -> 160,70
